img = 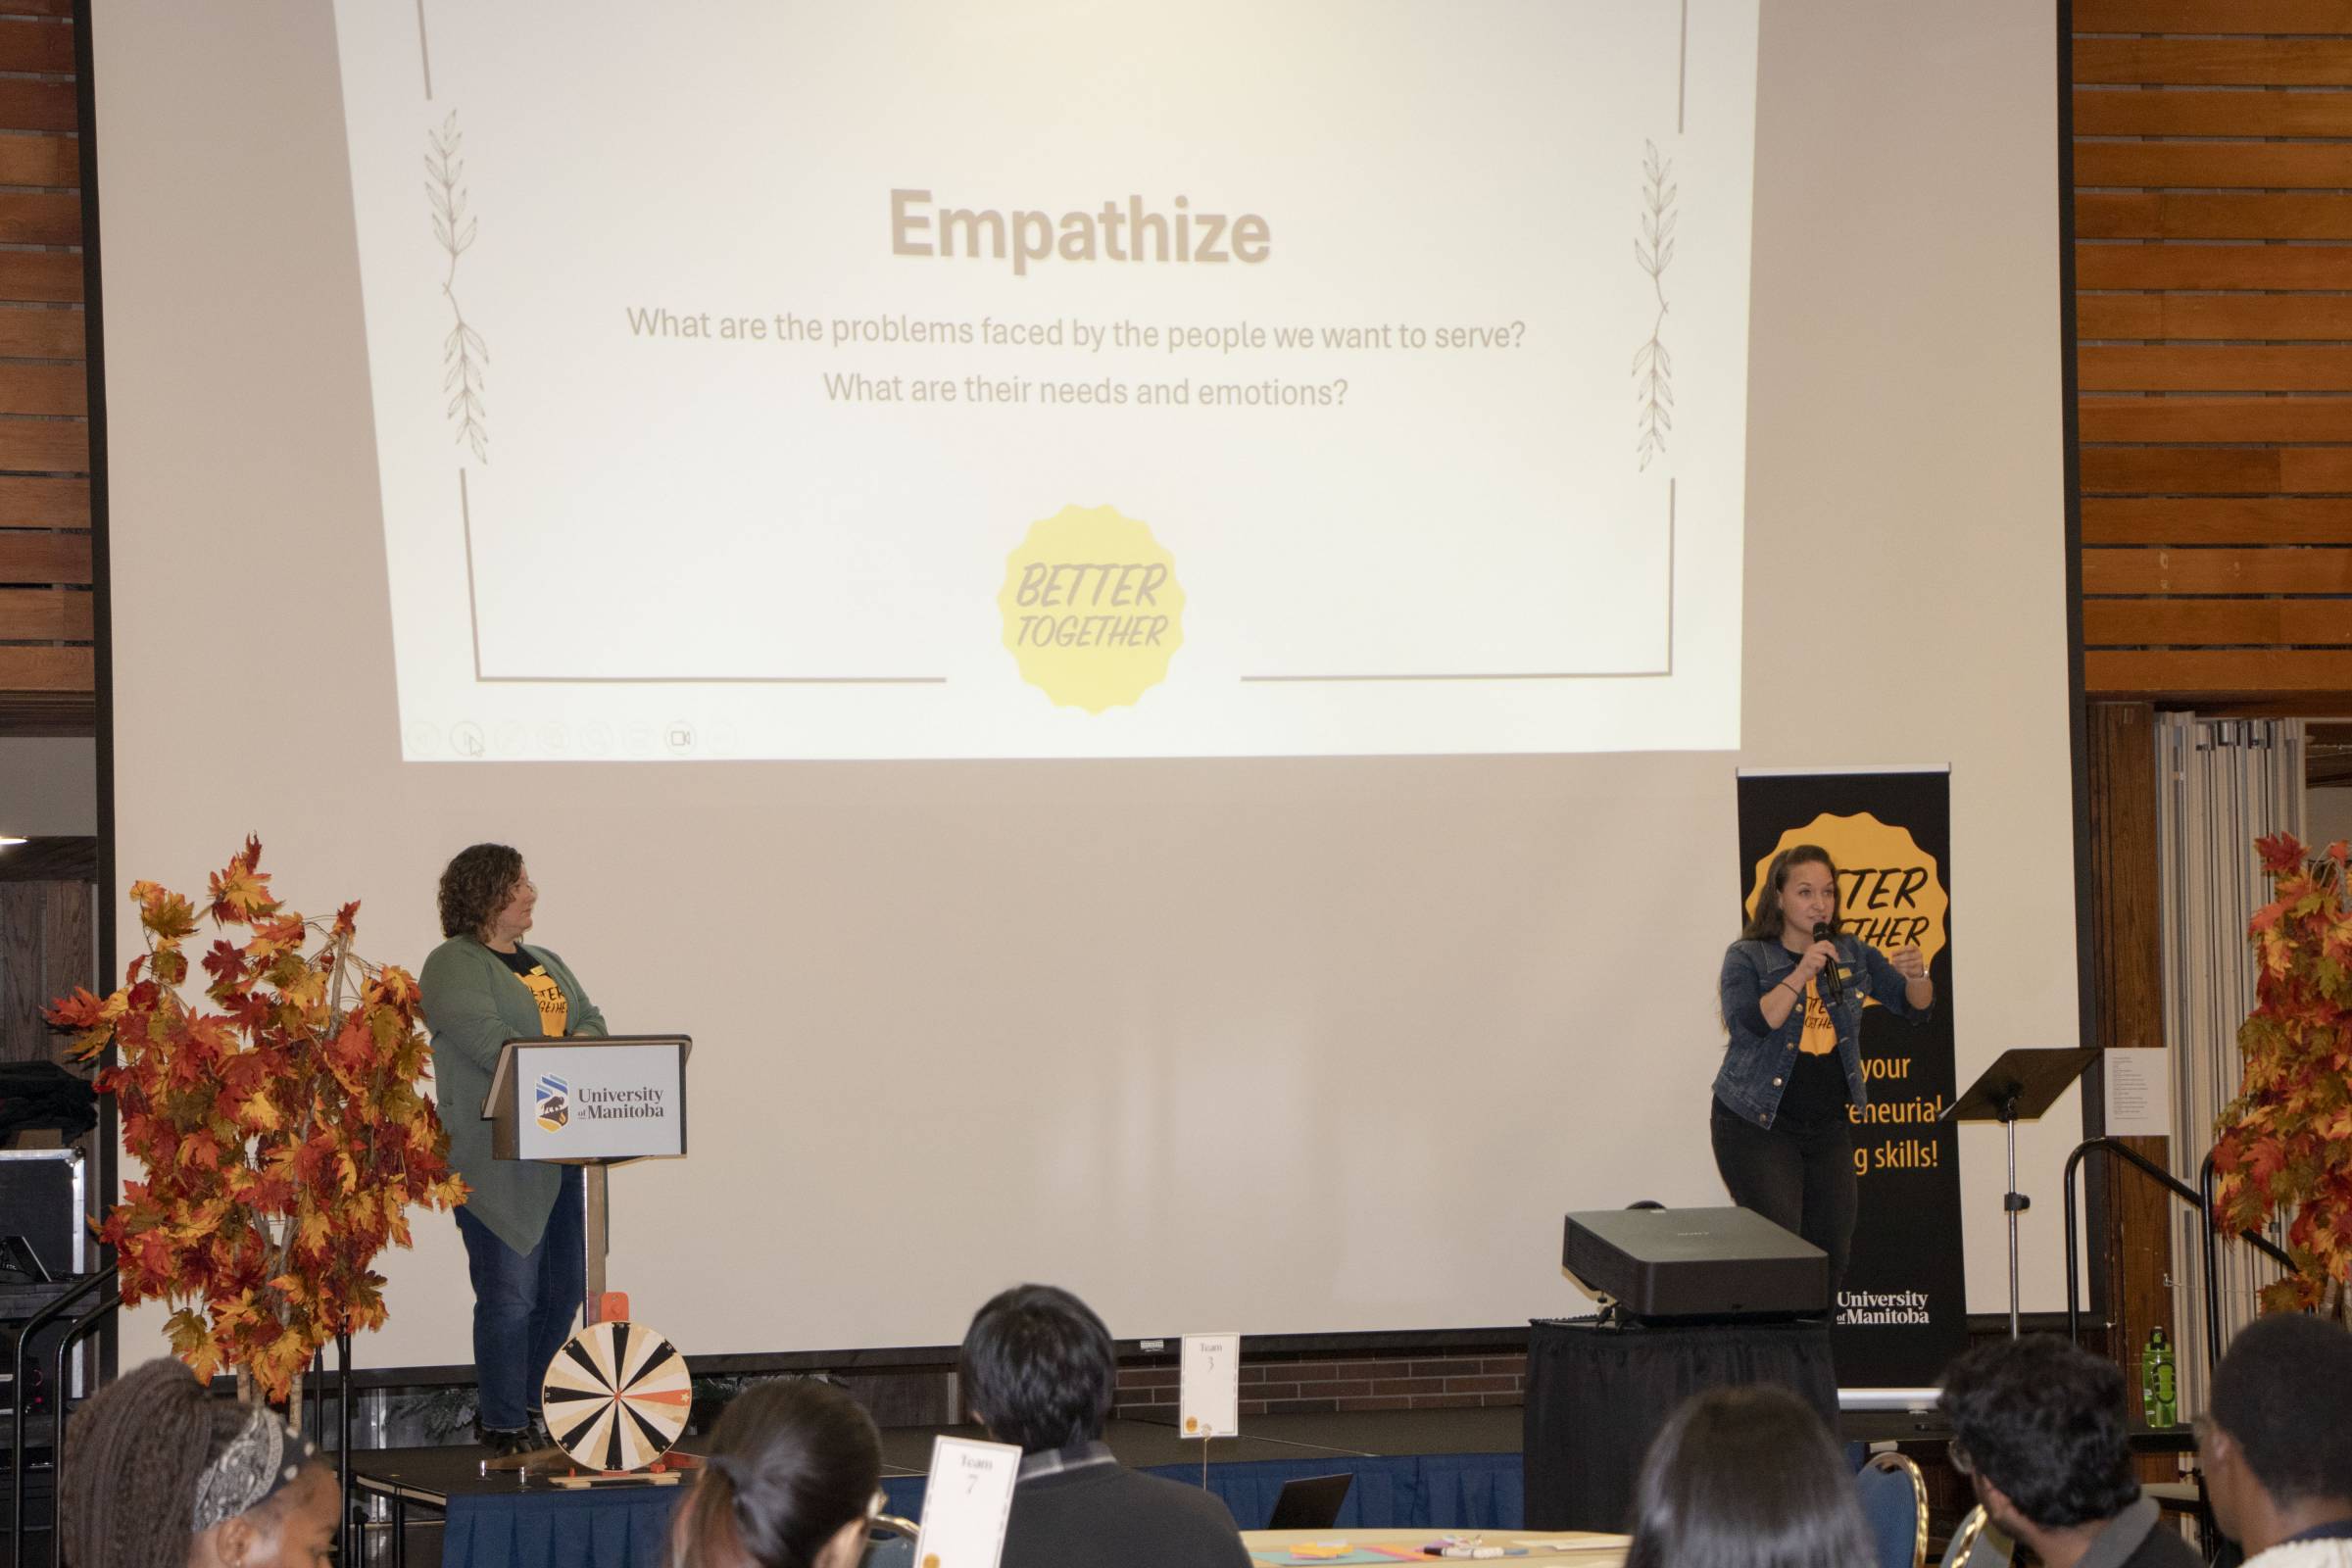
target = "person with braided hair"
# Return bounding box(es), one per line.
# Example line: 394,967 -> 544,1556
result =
671,1377 -> 883,1568
57,1356 -> 337,1568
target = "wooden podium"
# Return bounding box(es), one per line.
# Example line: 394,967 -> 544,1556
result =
482,1034 -> 693,1474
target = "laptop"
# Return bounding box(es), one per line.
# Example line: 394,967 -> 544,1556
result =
1265,1473 -> 1354,1532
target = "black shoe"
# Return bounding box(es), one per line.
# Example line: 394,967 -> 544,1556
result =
474,1422 -> 538,1457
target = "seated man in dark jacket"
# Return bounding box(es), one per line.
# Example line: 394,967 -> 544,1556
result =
1938,1336 -> 2200,1568
961,1284 -> 1250,1568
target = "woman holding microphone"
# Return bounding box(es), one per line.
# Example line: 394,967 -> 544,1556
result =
1713,844 -> 1932,1293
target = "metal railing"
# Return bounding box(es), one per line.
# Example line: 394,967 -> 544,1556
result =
2062,1138 -> 2294,1370
8,1265 -> 119,1568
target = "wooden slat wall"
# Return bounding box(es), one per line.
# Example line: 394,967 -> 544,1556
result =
0,0 -> 88,735
2076,0 -> 2352,707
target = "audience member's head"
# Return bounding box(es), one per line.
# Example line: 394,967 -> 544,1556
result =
672,1377 -> 882,1568
960,1284 -> 1115,1454
1937,1335 -> 2141,1546
2202,1313 -> 2352,1557
1624,1384 -> 1876,1568
59,1357 -> 334,1568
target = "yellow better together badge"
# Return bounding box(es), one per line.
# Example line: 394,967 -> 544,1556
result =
998,504 -> 1186,712
1744,811 -> 1951,996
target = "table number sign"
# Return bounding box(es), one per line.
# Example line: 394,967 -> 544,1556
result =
1181,1333 -> 1241,1439
913,1436 -> 1021,1568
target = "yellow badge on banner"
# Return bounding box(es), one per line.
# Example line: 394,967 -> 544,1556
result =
998,504 -> 1186,712
1743,811 -> 1949,993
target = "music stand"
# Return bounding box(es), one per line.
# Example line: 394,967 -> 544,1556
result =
1942,1048 -> 2099,1338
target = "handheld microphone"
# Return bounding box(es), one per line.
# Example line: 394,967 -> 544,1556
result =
1812,921 -> 1842,1003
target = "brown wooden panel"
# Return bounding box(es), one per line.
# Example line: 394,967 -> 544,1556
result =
2078,193 -> 2352,241
0,585 -> 88,638
0,19 -> 74,74
0,80 -> 74,133
2079,346 -> 2352,391
2081,447 -> 2352,493
0,362 -> 81,416
0,528 -> 86,583
2078,244 -> 2352,292
0,884 -> 38,1059
2087,647 -> 2352,693
0,419 -> 84,471
2084,497 -> 2352,545
0,0 -> 75,18
0,475 -> 85,527
0,689 -> 91,735
2083,701 -> 2177,1365
2075,38 -> 2352,86
2082,546 -> 2352,593
2082,448 -> 2275,493
0,190 -> 76,245
0,839 -> 95,882
0,251 -> 78,304
37,881 -> 93,1065
2076,294 -> 2352,342
0,644 -> 88,690
2081,397 -> 2352,444
2074,88 -> 2352,137
0,306 -> 83,360
2077,0 -> 2352,26
2074,141 -> 2352,192
2083,600 -> 2352,646
0,135 -> 75,190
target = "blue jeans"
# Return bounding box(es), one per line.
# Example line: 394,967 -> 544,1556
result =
455,1164 -> 584,1431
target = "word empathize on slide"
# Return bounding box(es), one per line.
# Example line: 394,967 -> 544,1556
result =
332,0 -> 1760,760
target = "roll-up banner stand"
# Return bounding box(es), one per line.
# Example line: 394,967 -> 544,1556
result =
1735,766 -> 1966,1388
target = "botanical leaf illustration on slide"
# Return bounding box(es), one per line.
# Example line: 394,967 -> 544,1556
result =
1633,139 -> 1676,470
427,112 -> 488,462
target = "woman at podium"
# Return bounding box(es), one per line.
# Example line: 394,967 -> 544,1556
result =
1713,844 -> 1931,1292
419,843 -> 608,1455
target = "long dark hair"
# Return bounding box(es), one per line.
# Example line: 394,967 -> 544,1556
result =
1741,845 -> 1841,943
672,1378 -> 881,1568
59,1358 -> 290,1567
1624,1385 -> 1877,1568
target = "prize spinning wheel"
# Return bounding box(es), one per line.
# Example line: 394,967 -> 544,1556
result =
541,1318 -> 694,1472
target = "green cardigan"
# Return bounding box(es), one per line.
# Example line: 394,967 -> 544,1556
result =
418,936 -> 607,1255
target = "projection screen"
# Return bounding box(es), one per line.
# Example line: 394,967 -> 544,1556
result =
93,0 -> 2082,1369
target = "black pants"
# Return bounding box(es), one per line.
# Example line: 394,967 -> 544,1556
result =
1710,1098 -> 1856,1297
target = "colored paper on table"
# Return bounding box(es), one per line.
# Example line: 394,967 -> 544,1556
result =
1180,1332 -> 1240,1438
912,1435 -> 1021,1568
1249,1554 -> 1404,1565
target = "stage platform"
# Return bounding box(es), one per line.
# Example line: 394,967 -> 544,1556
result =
351,1408 -> 1529,1568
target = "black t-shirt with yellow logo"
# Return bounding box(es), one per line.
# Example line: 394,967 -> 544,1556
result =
492,945 -> 569,1037
1776,975 -> 1850,1126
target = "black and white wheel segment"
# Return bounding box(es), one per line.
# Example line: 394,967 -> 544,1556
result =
541,1319 -> 692,1472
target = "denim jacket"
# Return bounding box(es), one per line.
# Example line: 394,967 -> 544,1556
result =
1713,934 -> 1933,1129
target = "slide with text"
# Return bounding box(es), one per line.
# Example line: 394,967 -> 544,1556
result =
332,0 -> 1759,760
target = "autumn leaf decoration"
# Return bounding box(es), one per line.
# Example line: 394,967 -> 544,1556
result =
45,838 -> 467,1402
2210,832 -> 2352,1316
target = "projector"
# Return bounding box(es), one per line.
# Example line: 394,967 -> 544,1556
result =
1562,1206 -> 1829,1322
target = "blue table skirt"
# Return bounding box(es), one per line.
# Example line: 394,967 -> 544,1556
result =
445,1452 -> 1520,1568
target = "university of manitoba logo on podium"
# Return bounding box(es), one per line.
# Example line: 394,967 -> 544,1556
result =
534,1073 -> 570,1133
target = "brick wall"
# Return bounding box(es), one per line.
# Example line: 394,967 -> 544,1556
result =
1112,1348 -> 1528,1420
